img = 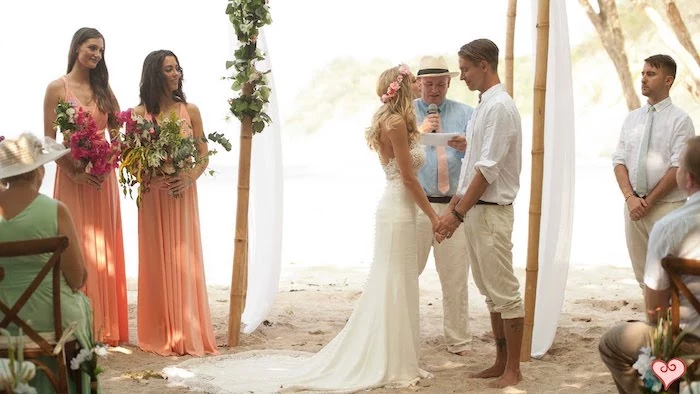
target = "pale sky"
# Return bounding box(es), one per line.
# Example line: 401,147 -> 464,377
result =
0,0 -> 592,142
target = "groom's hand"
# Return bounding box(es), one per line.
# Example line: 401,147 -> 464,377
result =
436,213 -> 460,239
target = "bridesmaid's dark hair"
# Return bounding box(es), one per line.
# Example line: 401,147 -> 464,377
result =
66,27 -> 120,129
139,50 -> 187,116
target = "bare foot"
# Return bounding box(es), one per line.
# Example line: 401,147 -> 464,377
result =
468,364 -> 505,379
488,370 -> 523,388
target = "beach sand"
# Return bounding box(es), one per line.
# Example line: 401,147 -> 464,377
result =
98,263 -> 639,393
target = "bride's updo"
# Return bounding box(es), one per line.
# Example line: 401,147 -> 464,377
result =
365,65 -> 419,151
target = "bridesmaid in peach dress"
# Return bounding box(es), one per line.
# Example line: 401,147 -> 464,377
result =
133,50 -> 217,356
43,27 -> 128,346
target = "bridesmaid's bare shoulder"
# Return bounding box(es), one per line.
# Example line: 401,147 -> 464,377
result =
185,103 -> 201,118
44,79 -> 65,102
133,105 -> 146,117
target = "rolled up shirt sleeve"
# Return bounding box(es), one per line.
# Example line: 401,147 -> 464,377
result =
474,103 -> 516,184
670,116 -> 696,167
612,126 -> 626,167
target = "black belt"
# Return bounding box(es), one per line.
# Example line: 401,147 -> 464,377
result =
427,196 -> 512,206
428,196 -> 452,204
476,200 -> 512,206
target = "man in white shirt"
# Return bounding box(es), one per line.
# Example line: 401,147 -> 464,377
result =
437,38 -> 524,388
600,136 -> 700,393
612,54 -> 696,287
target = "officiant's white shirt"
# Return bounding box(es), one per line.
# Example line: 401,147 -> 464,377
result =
456,84 -> 521,205
612,97 -> 695,202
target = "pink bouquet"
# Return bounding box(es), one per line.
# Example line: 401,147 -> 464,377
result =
54,101 -> 120,177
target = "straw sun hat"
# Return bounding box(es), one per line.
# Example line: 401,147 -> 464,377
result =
0,133 -> 70,180
415,55 -> 459,78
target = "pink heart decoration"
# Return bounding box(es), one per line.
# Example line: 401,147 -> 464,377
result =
651,358 -> 686,390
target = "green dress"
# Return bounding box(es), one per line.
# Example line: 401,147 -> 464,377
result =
0,194 -> 95,393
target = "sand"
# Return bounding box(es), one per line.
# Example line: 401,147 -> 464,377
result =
96,263 -> 642,393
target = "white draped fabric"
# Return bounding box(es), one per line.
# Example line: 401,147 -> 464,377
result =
530,0 -> 576,358
241,30 -> 284,334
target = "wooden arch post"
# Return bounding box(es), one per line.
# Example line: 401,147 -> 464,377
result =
505,0 -> 517,97
521,0 -> 550,362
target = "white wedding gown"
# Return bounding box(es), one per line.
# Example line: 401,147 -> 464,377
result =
164,145 -> 432,393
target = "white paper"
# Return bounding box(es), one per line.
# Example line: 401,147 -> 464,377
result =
419,132 -> 460,146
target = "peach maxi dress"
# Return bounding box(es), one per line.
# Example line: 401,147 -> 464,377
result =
53,76 -> 129,346
137,103 -> 217,356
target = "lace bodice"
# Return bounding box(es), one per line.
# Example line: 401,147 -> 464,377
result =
382,144 -> 426,182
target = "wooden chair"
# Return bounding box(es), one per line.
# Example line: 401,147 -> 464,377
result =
661,255 -> 700,392
0,236 -> 79,394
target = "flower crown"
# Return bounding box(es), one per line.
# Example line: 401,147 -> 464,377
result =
381,64 -> 411,103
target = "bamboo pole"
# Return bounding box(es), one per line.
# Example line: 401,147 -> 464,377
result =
227,81 -> 255,347
521,0 -> 550,362
506,0 -> 517,97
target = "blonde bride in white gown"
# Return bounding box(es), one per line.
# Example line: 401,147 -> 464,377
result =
164,64 -> 445,393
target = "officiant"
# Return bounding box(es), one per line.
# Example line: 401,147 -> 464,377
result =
413,55 -> 474,355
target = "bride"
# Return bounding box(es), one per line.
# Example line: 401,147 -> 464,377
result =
165,64 -> 445,393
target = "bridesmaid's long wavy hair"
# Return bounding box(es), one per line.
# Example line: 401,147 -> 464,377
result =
139,50 -> 187,116
365,66 -> 419,151
66,27 -> 119,128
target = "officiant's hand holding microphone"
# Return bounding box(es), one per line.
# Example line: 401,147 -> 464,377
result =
419,104 -> 441,134
421,104 -> 467,151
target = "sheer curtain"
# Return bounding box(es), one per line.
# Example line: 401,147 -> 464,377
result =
241,30 -> 284,334
530,0 -> 576,358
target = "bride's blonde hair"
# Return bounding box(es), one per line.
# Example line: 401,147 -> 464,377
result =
365,65 -> 419,151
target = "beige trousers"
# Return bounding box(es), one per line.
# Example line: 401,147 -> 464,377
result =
599,321 -> 650,394
464,204 -> 524,320
416,202 -> 471,353
624,200 -> 684,287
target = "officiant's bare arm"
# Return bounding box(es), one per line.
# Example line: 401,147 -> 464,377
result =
386,117 -> 438,224
644,285 -> 671,325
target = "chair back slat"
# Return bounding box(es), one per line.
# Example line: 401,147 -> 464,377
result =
0,236 -> 73,394
0,238 -> 67,328
662,256 -> 700,332
0,237 -> 68,257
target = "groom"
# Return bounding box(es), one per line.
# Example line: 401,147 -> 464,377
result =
437,38 -> 524,388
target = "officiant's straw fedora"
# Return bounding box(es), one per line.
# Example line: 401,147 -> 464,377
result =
416,56 -> 459,78
0,133 -> 70,179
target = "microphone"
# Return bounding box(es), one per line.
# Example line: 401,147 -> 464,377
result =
427,104 -> 438,133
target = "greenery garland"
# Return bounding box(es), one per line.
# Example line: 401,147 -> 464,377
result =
225,0 -> 273,134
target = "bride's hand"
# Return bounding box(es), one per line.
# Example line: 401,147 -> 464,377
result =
430,214 -> 447,243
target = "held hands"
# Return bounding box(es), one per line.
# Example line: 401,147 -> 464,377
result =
430,214 -> 446,244
436,211 -> 461,240
420,114 -> 441,133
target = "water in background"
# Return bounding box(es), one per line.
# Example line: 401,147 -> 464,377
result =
38,113 -> 631,286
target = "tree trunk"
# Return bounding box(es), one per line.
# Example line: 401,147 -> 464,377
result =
664,0 -> 700,66
579,0 -> 641,110
522,0 -> 550,362
638,1 -> 700,105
